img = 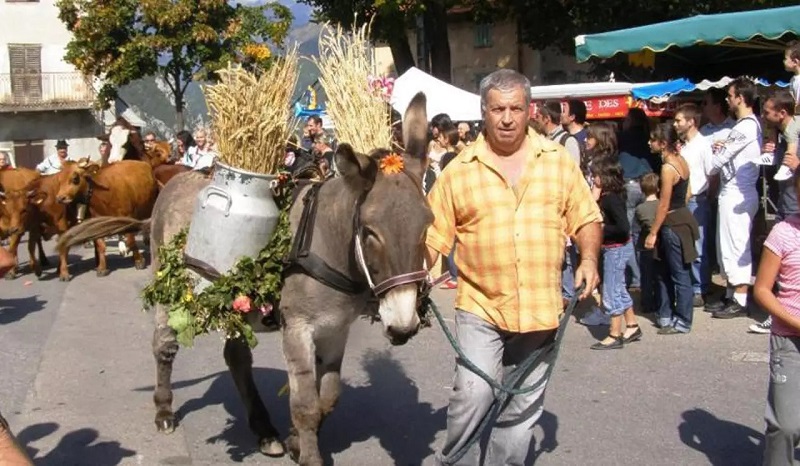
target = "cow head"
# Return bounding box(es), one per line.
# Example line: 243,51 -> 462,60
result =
144,141 -> 172,167
0,187 -> 44,236
55,159 -> 102,205
108,125 -> 131,162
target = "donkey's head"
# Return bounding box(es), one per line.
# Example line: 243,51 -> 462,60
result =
335,93 -> 433,345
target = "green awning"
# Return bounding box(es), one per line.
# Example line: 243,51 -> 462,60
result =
575,6 -> 800,63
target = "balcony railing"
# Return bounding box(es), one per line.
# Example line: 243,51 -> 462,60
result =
0,72 -> 96,112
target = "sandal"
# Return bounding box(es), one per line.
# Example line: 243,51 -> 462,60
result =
590,334 -> 623,350
623,324 -> 643,343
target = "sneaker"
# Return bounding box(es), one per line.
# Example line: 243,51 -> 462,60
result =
439,279 -> 457,290
712,301 -> 748,319
579,307 -> 610,326
693,294 -> 705,308
748,316 -> 772,334
704,299 -> 726,313
118,239 -> 129,257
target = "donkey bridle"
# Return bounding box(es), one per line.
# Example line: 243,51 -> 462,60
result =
284,172 -> 428,297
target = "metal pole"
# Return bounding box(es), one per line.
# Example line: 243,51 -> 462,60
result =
415,14 -> 428,73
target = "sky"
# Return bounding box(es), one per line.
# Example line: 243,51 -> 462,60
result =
233,0 -> 313,25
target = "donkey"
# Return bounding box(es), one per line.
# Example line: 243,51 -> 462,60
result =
55,93 -> 434,465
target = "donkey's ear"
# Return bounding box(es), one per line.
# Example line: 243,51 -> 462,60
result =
402,92 -> 428,159
335,143 -> 377,191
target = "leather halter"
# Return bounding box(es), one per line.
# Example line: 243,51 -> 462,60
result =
284,171 -> 428,297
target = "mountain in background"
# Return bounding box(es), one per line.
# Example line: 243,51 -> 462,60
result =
118,10 -> 322,137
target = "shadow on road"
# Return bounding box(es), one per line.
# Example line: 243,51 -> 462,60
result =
138,348 -> 446,464
15,422 -> 136,465
678,408 -> 763,466
0,296 -> 47,325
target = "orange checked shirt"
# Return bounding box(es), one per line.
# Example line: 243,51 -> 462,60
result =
426,131 -> 602,333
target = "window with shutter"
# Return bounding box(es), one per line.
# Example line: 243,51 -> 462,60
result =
12,141 -> 44,169
8,44 -> 42,103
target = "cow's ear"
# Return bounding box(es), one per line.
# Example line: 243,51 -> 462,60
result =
28,190 -> 46,206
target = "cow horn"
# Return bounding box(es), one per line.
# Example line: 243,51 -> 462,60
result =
77,158 -> 91,168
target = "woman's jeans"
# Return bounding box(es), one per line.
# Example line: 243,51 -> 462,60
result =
656,226 -> 694,332
601,242 -> 634,315
763,334 -> 800,466
625,180 -> 644,288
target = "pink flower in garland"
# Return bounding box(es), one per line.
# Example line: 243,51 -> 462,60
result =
260,303 -> 273,316
232,295 -> 252,313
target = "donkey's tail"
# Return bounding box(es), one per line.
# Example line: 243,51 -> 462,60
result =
57,216 -> 152,253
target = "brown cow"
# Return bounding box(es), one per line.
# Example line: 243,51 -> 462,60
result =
23,170 -> 80,280
55,158 -> 158,279
0,168 -> 48,278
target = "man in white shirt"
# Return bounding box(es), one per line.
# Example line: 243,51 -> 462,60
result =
674,103 -> 714,307
708,78 -> 762,319
36,140 -> 70,175
700,88 -> 736,142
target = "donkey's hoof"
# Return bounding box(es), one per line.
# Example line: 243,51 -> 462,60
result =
134,260 -> 146,270
155,416 -> 175,434
286,432 -> 300,463
96,269 -> 111,278
4,271 -> 18,280
59,274 -> 72,282
259,437 -> 285,457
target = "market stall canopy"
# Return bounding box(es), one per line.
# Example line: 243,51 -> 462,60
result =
632,77 -> 790,101
391,67 -> 482,122
574,6 -> 800,81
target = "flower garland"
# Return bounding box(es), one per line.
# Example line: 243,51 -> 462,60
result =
141,176 -> 295,349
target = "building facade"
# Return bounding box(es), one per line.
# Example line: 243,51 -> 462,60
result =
372,16 -> 592,93
0,0 -> 103,168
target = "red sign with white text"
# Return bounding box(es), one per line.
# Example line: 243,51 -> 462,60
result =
530,95 -> 632,120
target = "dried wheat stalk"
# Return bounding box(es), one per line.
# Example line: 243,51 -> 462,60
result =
203,48 -> 299,175
311,22 -> 392,154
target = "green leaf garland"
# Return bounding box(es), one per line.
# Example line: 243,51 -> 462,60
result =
141,179 -> 294,349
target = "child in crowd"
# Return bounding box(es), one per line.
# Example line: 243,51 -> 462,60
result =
635,173 -> 660,313
753,171 -> 800,465
588,159 -> 642,350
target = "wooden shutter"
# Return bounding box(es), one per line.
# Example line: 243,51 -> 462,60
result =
12,141 -> 44,169
8,44 -> 42,103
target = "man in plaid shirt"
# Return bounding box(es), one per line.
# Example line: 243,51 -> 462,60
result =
426,69 -> 602,466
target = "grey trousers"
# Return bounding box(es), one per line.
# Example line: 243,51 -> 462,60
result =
436,310 -> 556,466
764,333 -> 800,466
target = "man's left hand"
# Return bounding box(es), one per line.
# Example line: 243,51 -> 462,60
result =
783,151 -> 799,171
574,259 -> 599,300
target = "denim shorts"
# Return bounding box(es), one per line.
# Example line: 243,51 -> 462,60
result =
601,241 -> 634,316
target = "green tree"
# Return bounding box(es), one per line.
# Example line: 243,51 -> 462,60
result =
300,0 -> 453,82
57,0 -> 292,130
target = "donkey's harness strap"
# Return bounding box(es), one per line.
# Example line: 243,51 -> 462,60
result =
284,183 -> 366,295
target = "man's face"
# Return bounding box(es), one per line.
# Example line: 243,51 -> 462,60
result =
784,50 -> 800,73
560,106 -> 573,126
673,113 -> 694,138
144,133 -> 157,149
57,148 -> 68,159
457,122 -> 470,140
483,87 -> 528,151
726,86 -> 742,115
99,142 -> 111,158
194,131 -> 206,149
0,153 -> 8,167
305,119 -> 321,138
762,100 -> 785,126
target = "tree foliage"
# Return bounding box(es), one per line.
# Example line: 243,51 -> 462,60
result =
57,0 -> 293,129
300,0 -> 453,81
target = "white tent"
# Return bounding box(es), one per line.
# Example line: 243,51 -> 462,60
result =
391,67 -> 482,122
528,81 -> 662,100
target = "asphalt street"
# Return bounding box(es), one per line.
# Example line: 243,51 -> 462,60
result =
0,239 -> 785,465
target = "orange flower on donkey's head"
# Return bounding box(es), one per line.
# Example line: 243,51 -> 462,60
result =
380,153 -> 405,175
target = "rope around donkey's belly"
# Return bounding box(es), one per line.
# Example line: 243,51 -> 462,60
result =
425,284 -> 585,465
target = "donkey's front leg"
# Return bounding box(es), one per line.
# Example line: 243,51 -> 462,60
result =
283,323 -> 323,466
316,333 -> 349,425
223,337 -> 284,457
153,304 -> 179,433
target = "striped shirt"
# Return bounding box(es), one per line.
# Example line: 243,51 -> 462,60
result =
765,215 -> 800,337
426,131 -> 602,333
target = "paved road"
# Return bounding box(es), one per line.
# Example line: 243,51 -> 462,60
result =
0,240 -> 783,465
